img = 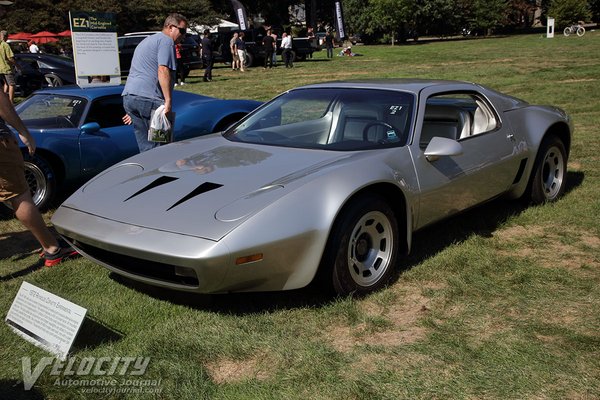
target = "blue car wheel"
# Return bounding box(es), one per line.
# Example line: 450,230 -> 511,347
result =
23,155 -> 56,211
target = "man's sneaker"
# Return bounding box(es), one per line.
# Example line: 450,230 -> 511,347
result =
44,246 -> 79,267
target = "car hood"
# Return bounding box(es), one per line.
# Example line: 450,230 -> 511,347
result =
61,135 -> 355,241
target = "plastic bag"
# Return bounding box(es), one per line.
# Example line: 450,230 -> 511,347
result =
148,105 -> 173,143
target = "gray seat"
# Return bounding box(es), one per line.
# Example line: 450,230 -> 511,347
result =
420,105 -> 471,147
337,104 -> 382,142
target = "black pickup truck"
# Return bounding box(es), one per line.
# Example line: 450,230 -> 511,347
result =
207,29 -> 318,67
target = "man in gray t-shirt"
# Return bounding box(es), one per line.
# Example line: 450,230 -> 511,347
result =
122,13 -> 188,152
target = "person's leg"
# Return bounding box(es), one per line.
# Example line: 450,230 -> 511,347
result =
10,191 -> 59,253
5,74 -> 15,103
123,95 -> 160,153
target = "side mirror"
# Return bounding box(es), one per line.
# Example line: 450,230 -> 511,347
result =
424,136 -> 463,162
80,122 -> 101,134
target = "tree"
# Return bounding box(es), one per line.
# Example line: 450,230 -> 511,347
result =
548,0 -> 591,26
470,0 -> 509,35
1,0 -> 220,34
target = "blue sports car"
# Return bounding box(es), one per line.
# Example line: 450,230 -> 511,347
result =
10,85 -> 261,209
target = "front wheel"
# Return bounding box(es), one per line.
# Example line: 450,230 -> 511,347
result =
325,194 -> 399,296
526,135 -> 567,204
24,155 -> 56,210
243,52 -> 254,68
576,27 -> 585,37
563,27 -> 571,36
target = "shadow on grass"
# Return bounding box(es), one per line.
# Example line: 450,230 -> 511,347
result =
0,380 -> 45,400
71,316 -> 124,352
108,170 -> 585,315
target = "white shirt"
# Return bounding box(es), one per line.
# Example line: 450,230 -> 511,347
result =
29,43 -> 39,53
281,36 -> 292,49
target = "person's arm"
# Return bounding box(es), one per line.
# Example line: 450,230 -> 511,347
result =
0,91 -> 35,155
158,65 -> 172,114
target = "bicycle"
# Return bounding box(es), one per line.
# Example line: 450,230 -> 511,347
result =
563,24 -> 585,37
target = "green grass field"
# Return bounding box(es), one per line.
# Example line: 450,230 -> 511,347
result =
1,33 -> 599,399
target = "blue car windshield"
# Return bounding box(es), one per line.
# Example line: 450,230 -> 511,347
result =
16,94 -> 87,129
224,88 -> 414,150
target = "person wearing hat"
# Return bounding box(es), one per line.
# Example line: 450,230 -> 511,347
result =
0,30 -> 16,103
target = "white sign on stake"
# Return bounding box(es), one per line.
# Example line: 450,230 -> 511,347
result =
547,17 -> 555,38
5,281 -> 87,360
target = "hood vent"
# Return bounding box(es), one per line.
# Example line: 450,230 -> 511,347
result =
166,182 -> 223,211
124,176 -> 179,202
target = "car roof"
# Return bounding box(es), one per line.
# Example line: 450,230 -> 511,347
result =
298,79 -> 479,95
31,85 -> 124,100
15,53 -> 74,64
30,84 -> 216,104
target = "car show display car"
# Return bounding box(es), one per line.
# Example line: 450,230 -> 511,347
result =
9,85 -> 261,209
14,53 -> 76,87
52,80 -> 571,296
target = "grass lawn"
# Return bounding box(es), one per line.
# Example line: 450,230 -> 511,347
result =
1,33 -> 599,399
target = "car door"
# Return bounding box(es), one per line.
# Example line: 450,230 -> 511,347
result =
410,86 -> 524,229
78,95 -> 139,179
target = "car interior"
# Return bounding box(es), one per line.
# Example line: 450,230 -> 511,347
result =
420,94 -> 499,148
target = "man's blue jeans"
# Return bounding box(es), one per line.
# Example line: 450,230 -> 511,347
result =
123,94 -> 164,153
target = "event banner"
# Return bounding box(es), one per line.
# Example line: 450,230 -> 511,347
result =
69,11 -> 121,87
230,0 -> 248,31
334,1 -> 346,40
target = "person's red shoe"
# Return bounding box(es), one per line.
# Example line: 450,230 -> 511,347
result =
43,246 -> 79,267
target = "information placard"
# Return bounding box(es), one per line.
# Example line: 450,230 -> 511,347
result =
5,281 -> 87,360
69,10 -> 121,87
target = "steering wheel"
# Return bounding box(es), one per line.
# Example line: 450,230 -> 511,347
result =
59,116 -> 75,128
362,121 -> 395,142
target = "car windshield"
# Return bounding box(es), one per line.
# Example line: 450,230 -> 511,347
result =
16,94 -> 87,129
224,88 -> 414,150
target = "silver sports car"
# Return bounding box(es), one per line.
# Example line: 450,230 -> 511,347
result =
52,80 -> 572,296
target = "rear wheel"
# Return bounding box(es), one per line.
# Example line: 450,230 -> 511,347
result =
563,27 -> 571,36
576,27 -> 585,36
526,135 -> 567,204
324,194 -> 399,296
45,73 -> 63,87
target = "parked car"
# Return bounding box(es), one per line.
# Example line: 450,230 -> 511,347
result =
14,53 -> 76,87
13,57 -> 45,97
7,39 -> 29,54
52,80 -> 571,296
7,85 -> 261,209
118,33 -> 201,76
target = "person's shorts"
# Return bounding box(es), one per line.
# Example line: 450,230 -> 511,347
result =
231,51 -> 240,61
1,73 -> 16,86
0,134 -> 28,201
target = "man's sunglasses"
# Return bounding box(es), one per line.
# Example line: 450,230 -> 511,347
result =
171,25 -> 186,35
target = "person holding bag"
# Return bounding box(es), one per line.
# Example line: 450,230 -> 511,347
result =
122,13 -> 188,152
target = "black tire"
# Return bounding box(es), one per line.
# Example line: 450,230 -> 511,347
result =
525,135 -> 567,204
45,73 -> 63,87
23,155 -> 57,210
244,52 -> 254,68
324,194 -> 399,296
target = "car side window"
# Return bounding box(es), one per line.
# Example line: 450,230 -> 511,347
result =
85,96 -> 127,128
420,92 -> 498,148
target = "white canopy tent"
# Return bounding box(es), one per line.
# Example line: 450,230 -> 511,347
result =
192,19 -> 239,34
